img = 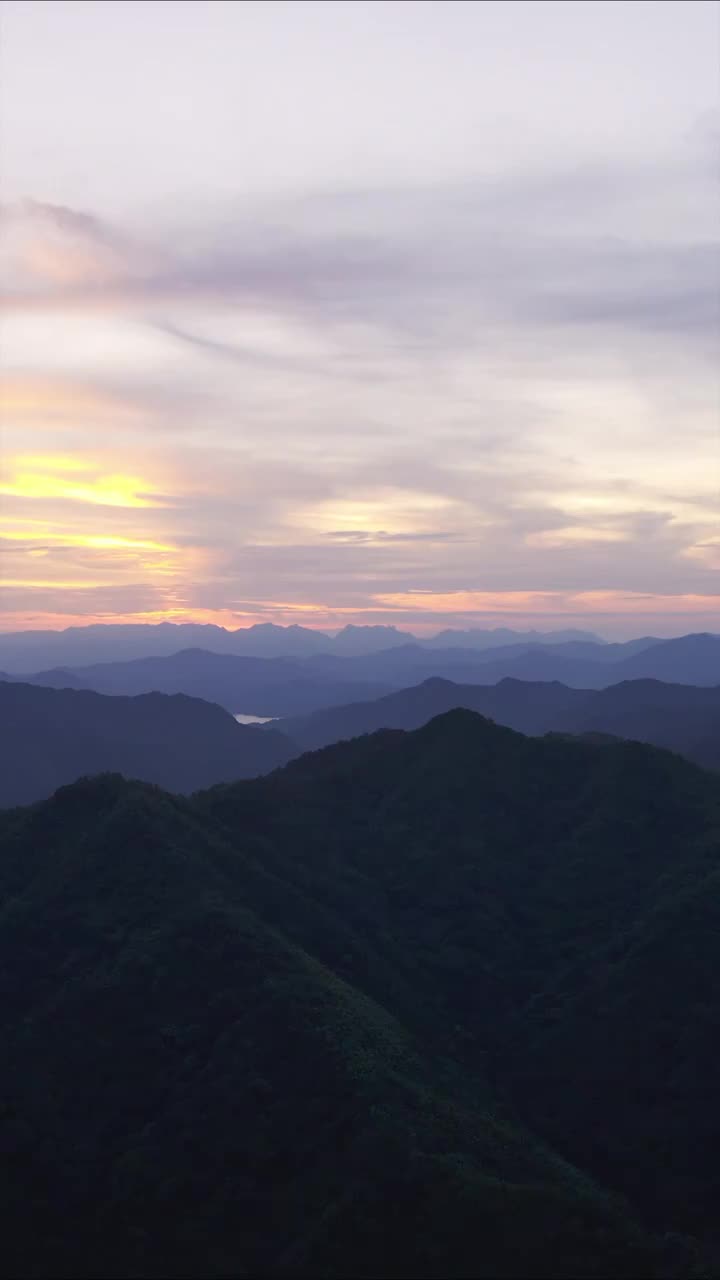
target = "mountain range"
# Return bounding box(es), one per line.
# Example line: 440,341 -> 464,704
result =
1,712 -> 718,1278
0,620 -> 609,671
0,650 -> 395,717
2,666 -> 718,813
5,632 -> 718,718
295,632 -> 720,690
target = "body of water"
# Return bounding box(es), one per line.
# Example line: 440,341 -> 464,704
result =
234,713 -> 276,725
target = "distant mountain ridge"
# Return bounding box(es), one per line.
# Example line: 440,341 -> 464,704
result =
4,649 -> 395,717
0,620 -> 607,671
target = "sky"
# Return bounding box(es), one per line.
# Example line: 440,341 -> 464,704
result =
0,0 -> 718,638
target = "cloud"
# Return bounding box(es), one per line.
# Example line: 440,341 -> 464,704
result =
1,146 -> 717,637
2,156 -> 716,356
14,200 -> 130,251
0,199 -> 155,297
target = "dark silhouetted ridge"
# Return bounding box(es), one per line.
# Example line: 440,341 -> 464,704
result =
0,680 -> 295,807
1,712 -> 718,1277
279,674 -> 720,768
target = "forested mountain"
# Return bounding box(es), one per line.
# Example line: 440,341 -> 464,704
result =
280,676 -> 720,768
1,714 -> 718,1278
0,682 -> 295,807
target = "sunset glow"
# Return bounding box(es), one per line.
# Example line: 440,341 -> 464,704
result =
0,0 -> 716,638
0,458 -> 168,509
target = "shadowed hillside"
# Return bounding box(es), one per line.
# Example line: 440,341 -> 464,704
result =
279,675 -> 720,768
1,713 -> 719,1277
0,681 -> 296,807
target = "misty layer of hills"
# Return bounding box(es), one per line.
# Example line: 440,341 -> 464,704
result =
0,620 -> 603,671
1,650 -> 394,717
0,682 -> 295,808
1,713 -> 718,1279
3,632 -> 719,718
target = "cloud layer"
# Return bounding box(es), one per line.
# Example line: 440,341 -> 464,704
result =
0,6 -> 717,637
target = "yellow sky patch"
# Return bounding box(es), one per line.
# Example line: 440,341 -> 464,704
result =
0,455 -> 168,508
296,491 -> 457,539
0,528 -> 174,552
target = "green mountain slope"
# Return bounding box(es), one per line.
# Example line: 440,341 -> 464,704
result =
2,713 -> 719,1278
